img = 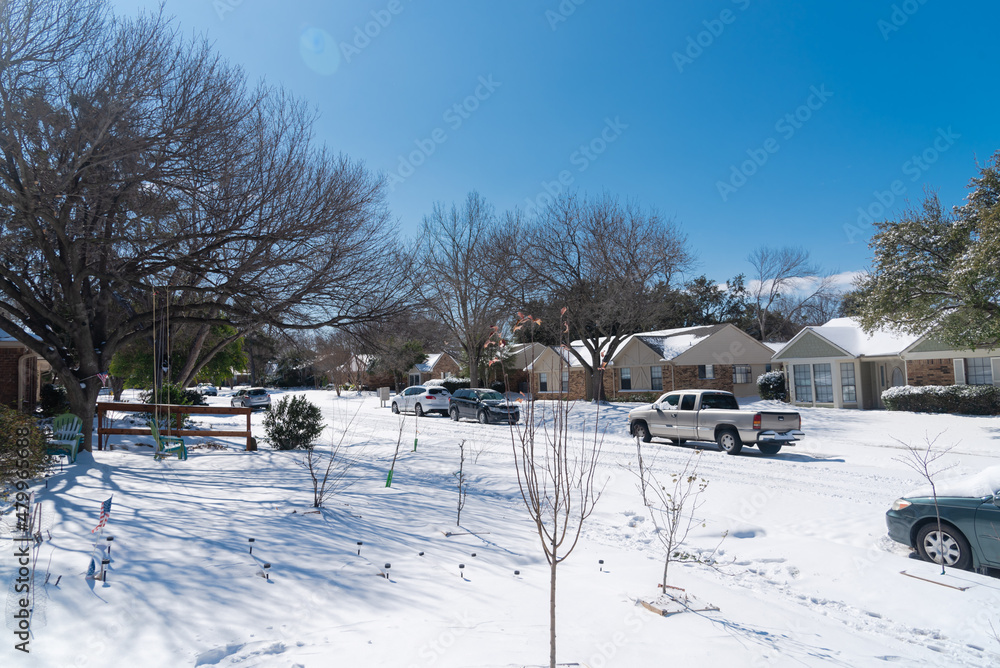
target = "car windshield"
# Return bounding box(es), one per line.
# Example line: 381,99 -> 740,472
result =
477,391 -> 504,401
248,389 -> 267,396
700,393 -> 739,410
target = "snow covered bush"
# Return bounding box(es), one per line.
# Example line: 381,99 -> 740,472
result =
757,370 -> 786,400
882,384 -> 1000,415
264,396 -> 325,450
0,407 -> 49,488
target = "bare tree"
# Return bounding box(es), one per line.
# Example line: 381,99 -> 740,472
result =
0,1 -> 410,450
303,405 -> 363,508
454,439 -> 468,525
509,312 -> 604,668
747,246 -> 836,341
418,192 -> 521,387
633,446 -> 720,589
894,433 -> 957,575
521,193 -> 694,401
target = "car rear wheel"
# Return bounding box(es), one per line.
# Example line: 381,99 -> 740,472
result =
916,523 -> 973,570
716,429 -> 743,455
450,407 -> 460,421
477,410 -> 490,425
414,403 -> 424,417
632,422 -> 652,443
391,402 -> 400,414
757,443 -> 782,455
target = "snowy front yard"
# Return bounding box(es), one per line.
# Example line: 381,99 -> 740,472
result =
4,390 -> 1000,667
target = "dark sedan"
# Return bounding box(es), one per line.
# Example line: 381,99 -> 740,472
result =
449,388 -> 520,424
886,478 -> 1000,571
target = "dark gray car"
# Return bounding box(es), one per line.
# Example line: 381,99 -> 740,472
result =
449,388 -> 519,424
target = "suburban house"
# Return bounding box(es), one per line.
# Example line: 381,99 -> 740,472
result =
406,352 -> 461,386
772,317 -> 1000,409
525,324 -> 777,400
0,329 -> 46,412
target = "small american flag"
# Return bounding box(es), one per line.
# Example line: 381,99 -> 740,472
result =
91,496 -> 113,533
97,372 -> 109,387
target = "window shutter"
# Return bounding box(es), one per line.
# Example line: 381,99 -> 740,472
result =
992,358 -> 1000,386
953,358 -> 965,385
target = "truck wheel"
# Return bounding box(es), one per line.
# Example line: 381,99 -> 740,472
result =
632,422 -> 652,443
757,443 -> 782,455
716,429 -> 743,455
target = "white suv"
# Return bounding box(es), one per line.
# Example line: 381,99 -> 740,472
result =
391,386 -> 451,416
231,387 -> 271,409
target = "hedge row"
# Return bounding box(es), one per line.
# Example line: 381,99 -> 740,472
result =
882,384 -> 1000,415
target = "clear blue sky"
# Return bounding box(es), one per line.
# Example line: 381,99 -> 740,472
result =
111,0 -> 1000,285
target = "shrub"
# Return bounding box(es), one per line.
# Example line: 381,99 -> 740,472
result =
264,395 -> 325,450
757,371 -> 786,401
38,383 -> 70,417
0,407 -> 49,488
610,392 -> 662,404
438,378 -> 471,395
882,384 -> 1000,415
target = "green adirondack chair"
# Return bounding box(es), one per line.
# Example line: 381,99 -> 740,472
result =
150,419 -> 187,461
47,413 -> 83,463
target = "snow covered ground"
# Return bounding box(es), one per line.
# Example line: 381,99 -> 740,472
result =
4,389 -> 1000,667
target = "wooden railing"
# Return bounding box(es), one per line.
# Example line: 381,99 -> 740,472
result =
95,402 -> 254,451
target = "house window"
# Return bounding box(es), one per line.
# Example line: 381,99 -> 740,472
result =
561,370 -> 569,392
765,363 -> 772,373
539,372 -> 548,392
813,363 -> 833,403
620,368 -> 632,390
698,364 -> 714,380
651,366 -> 663,391
732,364 -> 751,384
840,363 -> 857,403
793,364 -> 812,402
408,373 -> 420,387
967,358 -> 993,385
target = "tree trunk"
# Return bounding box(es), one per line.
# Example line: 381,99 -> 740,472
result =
549,556 -> 557,668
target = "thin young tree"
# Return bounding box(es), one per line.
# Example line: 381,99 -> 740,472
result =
454,439 -> 468,525
304,405 -> 364,508
747,246 -> 836,341
894,433 -> 957,574
508,312 -> 604,668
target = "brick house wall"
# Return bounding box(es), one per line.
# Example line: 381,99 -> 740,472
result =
671,364 -> 734,393
430,354 -> 461,380
906,359 -> 955,386
531,368 -> 588,400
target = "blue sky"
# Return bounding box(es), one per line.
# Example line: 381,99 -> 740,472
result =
111,0 -> 1000,286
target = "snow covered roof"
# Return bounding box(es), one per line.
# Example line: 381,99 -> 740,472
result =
415,353 -> 454,373
802,317 -> 920,358
634,325 -> 726,361
764,342 -> 787,354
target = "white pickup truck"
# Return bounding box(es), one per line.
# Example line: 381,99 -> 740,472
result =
627,389 -> 803,455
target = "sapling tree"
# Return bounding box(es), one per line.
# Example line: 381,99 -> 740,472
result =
304,405 -> 363,508
507,312 -> 604,668
633,445 -> 718,589
894,433 -> 957,574
454,440 -> 468,525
